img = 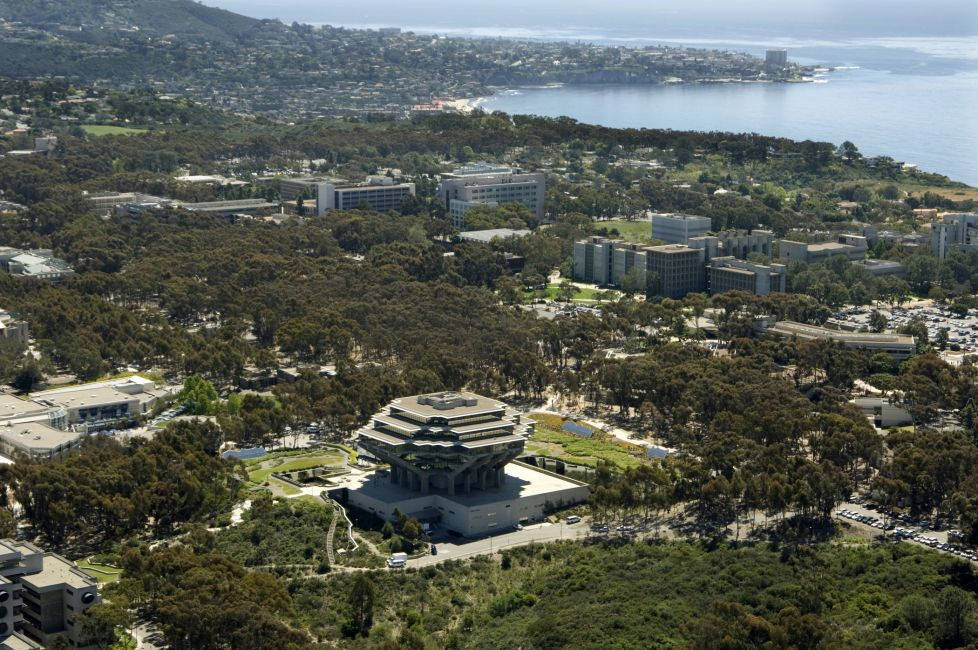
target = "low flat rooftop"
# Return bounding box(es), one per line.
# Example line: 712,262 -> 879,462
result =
807,242 -> 858,252
0,395 -> 49,421
769,321 -> 915,345
33,386 -> 137,410
20,554 -> 94,590
346,462 -> 585,508
458,229 -> 531,243
0,422 -> 84,452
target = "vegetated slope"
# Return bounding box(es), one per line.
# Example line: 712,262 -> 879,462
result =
460,541 -> 978,649
0,0 -> 262,43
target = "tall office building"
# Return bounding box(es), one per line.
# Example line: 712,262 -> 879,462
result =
437,163 -> 545,228
645,244 -> 707,298
931,212 -> 978,260
651,213 -> 713,244
765,49 -> 788,67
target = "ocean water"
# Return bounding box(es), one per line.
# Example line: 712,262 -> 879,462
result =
473,37 -> 978,185
478,66 -> 978,185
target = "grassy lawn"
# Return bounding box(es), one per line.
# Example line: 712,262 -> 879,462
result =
897,183 -> 978,202
247,476 -> 301,496
522,283 -> 618,303
593,219 -> 658,243
331,443 -> 358,463
81,124 -> 148,136
527,413 -> 644,470
247,452 -> 343,483
76,560 -> 122,584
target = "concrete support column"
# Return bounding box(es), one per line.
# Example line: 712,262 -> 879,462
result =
447,475 -> 455,496
497,467 -> 505,486
390,465 -> 398,484
465,471 -> 472,495
479,468 -> 488,490
420,474 -> 430,495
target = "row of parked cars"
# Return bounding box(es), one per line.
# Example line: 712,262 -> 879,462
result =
837,508 -> 978,562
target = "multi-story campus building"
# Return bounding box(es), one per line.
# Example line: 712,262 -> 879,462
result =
283,176 -> 416,216
776,236 -> 868,263
29,375 -> 168,429
0,376 -> 168,460
574,238 -> 707,297
345,391 -> 588,536
0,249 -> 74,283
651,213 -> 712,244
0,310 -> 27,344
436,163 -> 545,228
714,229 -> 775,258
577,236 -> 793,298
0,539 -> 99,649
931,212 -> 978,260
645,244 -> 709,298
708,257 -> 787,296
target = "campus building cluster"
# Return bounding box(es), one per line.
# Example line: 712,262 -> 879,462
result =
0,249 -> 74,283
344,391 -> 588,536
436,163 -> 546,229
0,376 -> 168,461
0,539 -> 99,650
574,217 -> 783,297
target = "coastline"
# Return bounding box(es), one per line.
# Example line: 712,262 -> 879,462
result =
449,75 -> 814,114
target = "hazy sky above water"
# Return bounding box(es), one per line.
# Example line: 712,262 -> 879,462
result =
210,0 -> 978,38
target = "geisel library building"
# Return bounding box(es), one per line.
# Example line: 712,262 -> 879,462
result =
346,392 -> 588,536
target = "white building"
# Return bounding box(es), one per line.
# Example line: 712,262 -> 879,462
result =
0,249 -> 74,283
0,310 -> 27,344
280,176 -> 416,216
29,376 -> 168,428
437,163 -> 545,228
651,213 -> 712,244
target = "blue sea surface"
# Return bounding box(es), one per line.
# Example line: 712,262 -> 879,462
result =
478,65 -> 978,185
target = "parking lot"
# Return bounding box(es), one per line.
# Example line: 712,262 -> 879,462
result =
828,302 -> 978,361
835,499 -> 978,562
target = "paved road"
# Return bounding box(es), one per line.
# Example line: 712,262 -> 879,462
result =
407,521 -> 588,567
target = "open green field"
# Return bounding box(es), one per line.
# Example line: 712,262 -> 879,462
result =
522,283 -> 617,303
527,413 -> 644,470
898,183 -> 978,202
594,219 -> 657,243
81,124 -> 148,136
76,559 -> 122,584
247,451 -> 344,484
